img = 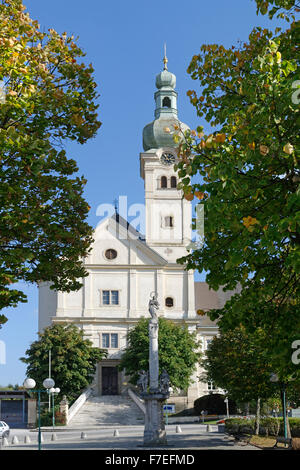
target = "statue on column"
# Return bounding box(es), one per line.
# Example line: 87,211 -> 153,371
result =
159,369 -> 170,395
137,370 -> 148,394
149,292 -> 159,321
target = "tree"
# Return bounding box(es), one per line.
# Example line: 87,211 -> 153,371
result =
253,0 -> 300,19
119,317 -> 201,392
20,323 -> 107,402
174,1 -> 299,330
202,325 -> 300,436
0,0 -> 101,317
202,327 -> 275,403
202,326 -> 276,433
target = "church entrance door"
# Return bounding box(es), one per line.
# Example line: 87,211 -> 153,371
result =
102,367 -> 118,395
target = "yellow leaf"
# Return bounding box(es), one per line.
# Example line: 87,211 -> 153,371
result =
196,309 -> 205,316
215,133 -> 226,144
283,143 -> 294,155
243,216 -> 259,229
259,144 -> 269,156
195,191 -> 205,200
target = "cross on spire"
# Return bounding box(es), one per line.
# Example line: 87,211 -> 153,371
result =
163,43 -> 168,70
113,198 -> 119,214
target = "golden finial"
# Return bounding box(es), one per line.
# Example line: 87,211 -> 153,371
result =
163,43 -> 168,70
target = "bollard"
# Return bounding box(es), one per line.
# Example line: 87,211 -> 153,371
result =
206,424 -> 212,432
176,425 -> 182,434
24,435 -> 31,444
51,433 -> 57,441
12,435 -> 19,445
3,437 -> 9,447
81,432 -> 87,439
40,433 -> 44,443
218,424 -> 225,433
113,429 -> 120,437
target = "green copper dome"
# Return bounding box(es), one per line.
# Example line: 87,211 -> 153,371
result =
155,69 -> 176,89
143,58 -> 189,152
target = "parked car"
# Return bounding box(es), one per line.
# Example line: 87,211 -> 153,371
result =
0,421 -> 10,438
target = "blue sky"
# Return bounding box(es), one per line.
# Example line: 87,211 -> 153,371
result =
0,0 -> 284,385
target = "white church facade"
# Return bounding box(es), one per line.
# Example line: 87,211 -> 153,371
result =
38,57 -> 233,408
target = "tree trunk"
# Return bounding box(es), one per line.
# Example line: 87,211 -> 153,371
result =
255,397 -> 261,435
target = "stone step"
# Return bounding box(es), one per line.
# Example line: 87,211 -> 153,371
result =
68,394 -> 145,427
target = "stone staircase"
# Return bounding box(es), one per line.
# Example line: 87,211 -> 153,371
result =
68,394 -> 145,427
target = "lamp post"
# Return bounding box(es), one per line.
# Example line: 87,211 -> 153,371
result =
23,377 -> 55,450
270,373 -> 288,443
224,397 -> 229,419
49,387 -> 60,428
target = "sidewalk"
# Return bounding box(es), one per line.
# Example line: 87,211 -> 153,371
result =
3,426 -> 260,450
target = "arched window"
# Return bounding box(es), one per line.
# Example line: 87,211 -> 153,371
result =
165,297 -> 174,308
170,176 -> 177,188
162,97 -> 171,108
161,176 -> 167,188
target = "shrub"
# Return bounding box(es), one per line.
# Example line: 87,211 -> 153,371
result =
194,393 -> 236,416
225,417 -> 300,437
36,405 -> 66,427
282,419 -> 300,438
225,418 -> 255,435
259,417 -> 280,436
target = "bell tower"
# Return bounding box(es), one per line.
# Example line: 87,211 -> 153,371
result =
140,53 -> 191,262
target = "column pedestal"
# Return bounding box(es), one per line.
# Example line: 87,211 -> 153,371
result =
142,393 -> 168,446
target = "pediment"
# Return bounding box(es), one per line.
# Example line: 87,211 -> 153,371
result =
85,216 -> 167,267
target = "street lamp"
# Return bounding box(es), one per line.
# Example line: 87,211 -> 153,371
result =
224,397 -> 230,419
270,373 -> 288,442
23,377 -> 56,450
49,387 -> 60,428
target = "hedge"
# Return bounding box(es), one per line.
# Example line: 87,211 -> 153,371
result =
225,417 -> 300,437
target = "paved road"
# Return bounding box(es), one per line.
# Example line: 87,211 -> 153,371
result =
1,424 -> 259,450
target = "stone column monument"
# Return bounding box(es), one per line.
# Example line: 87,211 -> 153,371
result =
137,292 -> 170,446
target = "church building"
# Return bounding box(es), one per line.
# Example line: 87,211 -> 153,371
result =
39,56 -> 232,408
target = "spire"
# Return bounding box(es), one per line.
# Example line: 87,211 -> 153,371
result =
163,43 -> 168,71
142,53 -> 190,151
113,198 -> 119,214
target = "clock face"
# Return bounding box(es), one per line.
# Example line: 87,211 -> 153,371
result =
161,152 -> 175,166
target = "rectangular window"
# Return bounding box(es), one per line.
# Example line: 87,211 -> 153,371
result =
101,290 -> 119,305
102,333 -> 110,348
207,381 -> 216,391
102,290 -> 110,305
110,333 -> 118,349
165,216 -> 174,228
102,333 -> 119,349
111,290 -> 119,305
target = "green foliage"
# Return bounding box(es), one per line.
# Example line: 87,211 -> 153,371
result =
254,0 -> 299,19
225,417 -> 300,437
119,317 -> 201,392
20,323 -> 107,403
225,417 -> 255,435
202,326 -> 300,408
0,314 -> 7,328
202,326 -> 276,402
194,393 -> 237,415
38,404 -> 65,426
175,2 -> 299,349
0,0 -> 101,315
